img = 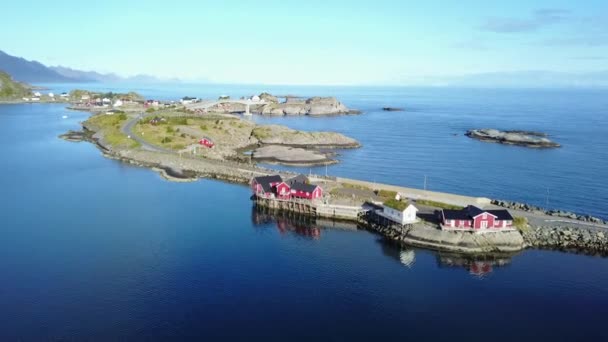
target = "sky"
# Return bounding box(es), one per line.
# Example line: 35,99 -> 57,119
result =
1,0 -> 607,86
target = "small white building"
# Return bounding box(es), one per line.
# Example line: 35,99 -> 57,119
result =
250,95 -> 260,102
113,99 -> 123,107
48,92 -> 54,98
102,98 -> 111,104
33,91 -> 41,97
31,97 -> 40,102
377,200 -> 419,225
81,94 -> 91,101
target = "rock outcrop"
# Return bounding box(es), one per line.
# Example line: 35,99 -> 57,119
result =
251,145 -> 334,165
522,226 -> 608,255
466,129 -> 560,148
257,96 -> 354,116
251,125 -> 360,148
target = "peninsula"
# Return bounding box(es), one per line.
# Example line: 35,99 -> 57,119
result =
57,94 -> 607,256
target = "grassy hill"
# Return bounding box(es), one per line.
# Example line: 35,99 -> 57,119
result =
0,71 -> 31,100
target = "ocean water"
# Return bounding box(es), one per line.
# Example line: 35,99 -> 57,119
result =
1,90 -> 608,340
41,83 -> 608,218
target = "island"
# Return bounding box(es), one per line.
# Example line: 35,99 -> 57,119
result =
465,129 -> 561,148
77,109 -> 359,167
196,93 -> 360,116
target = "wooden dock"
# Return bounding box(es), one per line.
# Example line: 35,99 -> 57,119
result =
254,196 -> 365,220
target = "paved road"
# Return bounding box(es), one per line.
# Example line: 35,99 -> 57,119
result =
121,113 -> 172,153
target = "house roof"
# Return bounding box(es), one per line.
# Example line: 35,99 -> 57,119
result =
383,199 -> 414,211
487,210 -> 514,221
290,182 -> 319,193
443,205 -> 512,221
253,175 -> 283,193
287,174 -> 309,185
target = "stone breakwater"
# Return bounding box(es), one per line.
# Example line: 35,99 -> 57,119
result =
492,199 -> 607,225
362,220 -> 525,254
522,225 -> 608,255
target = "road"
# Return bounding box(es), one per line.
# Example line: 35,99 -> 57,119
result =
121,113 -> 172,153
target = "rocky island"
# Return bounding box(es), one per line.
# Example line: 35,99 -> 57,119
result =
202,93 -> 360,116
78,109 -> 359,166
465,129 -> 561,148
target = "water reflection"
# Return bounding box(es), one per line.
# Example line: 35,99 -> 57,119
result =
253,206 -> 515,277
252,207 -> 320,239
436,252 -> 514,278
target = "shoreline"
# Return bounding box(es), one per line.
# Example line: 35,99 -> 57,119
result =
65,117 -> 608,256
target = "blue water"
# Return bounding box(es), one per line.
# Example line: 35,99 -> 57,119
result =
1,90 -> 608,340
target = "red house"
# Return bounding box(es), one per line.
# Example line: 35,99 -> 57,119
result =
250,175 -> 323,201
290,182 -> 323,200
199,138 -> 214,148
441,205 -> 514,232
251,175 -> 283,198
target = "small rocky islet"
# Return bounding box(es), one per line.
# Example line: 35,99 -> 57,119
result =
465,128 -> 561,148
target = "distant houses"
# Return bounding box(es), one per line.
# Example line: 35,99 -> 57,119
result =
251,175 -> 323,201
440,205 -> 515,232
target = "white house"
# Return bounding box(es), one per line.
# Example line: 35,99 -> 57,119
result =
378,201 -> 419,225
250,95 -> 260,102
33,91 -> 41,97
113,99 -> 123,107
102,98 -> 111,104
48,92 -> 54,98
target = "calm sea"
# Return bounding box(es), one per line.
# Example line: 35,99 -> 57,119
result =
1,86 -> 607,340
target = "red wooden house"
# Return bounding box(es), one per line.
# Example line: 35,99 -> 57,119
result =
290,182 -> 323,200
199,138 -> 214,148
250,175 -> 323,201
251,175 -> 283,198
441,205 -> 514,232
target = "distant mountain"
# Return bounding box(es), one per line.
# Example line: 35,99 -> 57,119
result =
50,66 -> 168,83
0,50 -> 171,84
49,66 -> 122,83
0,50 -> 83,83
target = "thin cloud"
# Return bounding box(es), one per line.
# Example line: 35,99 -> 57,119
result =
478,8 -> 571,33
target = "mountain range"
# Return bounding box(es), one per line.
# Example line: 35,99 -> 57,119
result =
0,50 -> 168,84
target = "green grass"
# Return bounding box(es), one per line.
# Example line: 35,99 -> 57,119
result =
340,182 -> 372,191
85,113 -> 139,148
252,127 -> 271,139
377,189 -> 398,200
513,216 -> 529,232
0,71 -> 30,99
416,199 -> 464,210
384,198 -> 409,211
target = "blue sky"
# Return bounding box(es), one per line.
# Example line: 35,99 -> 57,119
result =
1,0 -> 607,85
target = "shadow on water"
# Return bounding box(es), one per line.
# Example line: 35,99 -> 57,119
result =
251,205 -> 516,278
378,239 -> 516,278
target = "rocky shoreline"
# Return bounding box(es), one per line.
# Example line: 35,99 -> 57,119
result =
466,129 -> 561,148
522,225 -> 608,255
492,199 -> 607,225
